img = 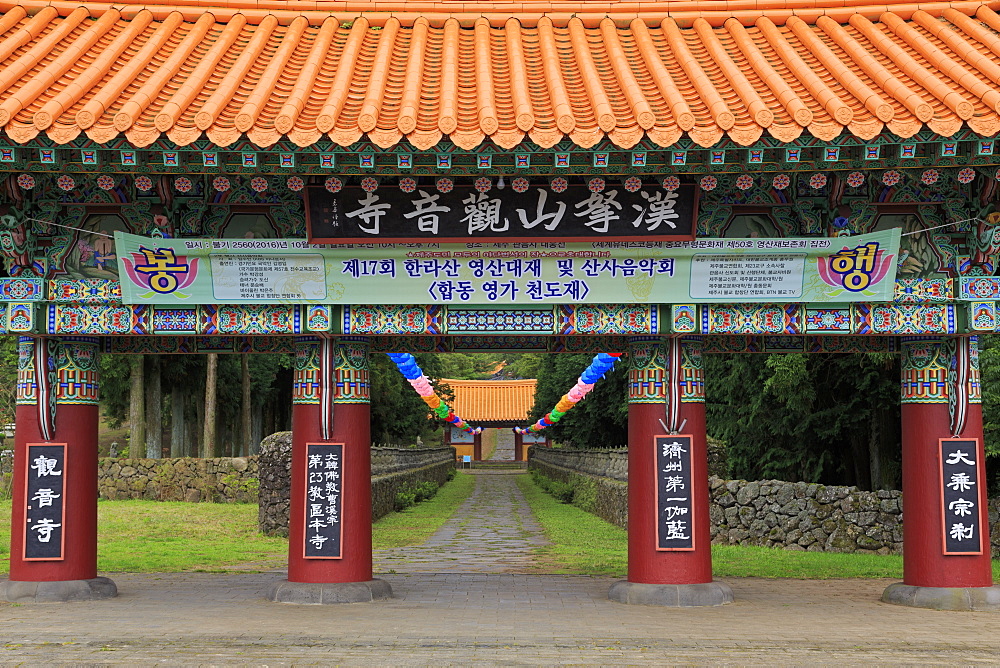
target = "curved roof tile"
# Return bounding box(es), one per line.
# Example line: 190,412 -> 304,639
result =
2,0 -> 1000,149
441,379 -> 537,424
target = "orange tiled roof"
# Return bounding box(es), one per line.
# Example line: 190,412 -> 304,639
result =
2,0 -> 1000,150
441,378 -> 536,424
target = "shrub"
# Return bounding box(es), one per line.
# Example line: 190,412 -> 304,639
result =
531,470 -> 575,503
549,480 -> 575,504
414,480 -> 439,502
394,489 -> 417,511
395,480 -> 441,510
571,476 -> 597,513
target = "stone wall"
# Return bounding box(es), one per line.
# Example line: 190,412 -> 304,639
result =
257,431 -> 456,537
529,440 -> 728,482
529,450 -> 629,527
0,448 -> 12,498
0,449 -> 258,503
530,447 -> 1000,558
709,478 -> 904,554
98,456 -> 259,503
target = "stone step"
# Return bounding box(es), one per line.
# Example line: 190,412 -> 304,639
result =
472,461 -> 527,469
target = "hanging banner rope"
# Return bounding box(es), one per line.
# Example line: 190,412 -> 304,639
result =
386,353 -> 481,435
319,338 -> 334,441
666,337 -> 682,432
515,353 -> 623,434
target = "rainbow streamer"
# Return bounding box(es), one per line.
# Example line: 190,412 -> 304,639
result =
386,353 -> 482,435
515,353 -> 623,434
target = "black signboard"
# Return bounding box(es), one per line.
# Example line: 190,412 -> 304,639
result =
654,435 -> 695,551
939,438 -> 983,555
24,443 -> 66,561
305,184 -> 697,244
303,442 -> 344,559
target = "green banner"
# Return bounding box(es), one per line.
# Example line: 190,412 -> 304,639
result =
115,229 -> 900,305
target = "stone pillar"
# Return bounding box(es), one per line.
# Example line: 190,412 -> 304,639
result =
0,337 -> 116,603
882,336 -> 1000,611
609,337 -> 732,607
268,337 -> 391,604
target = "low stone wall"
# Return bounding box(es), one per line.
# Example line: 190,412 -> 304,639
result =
530,447 -> 1000,558
257,431 -> 456,537
709,478 -> 904,554
0,448 -> 12,498
98,456 -> 259,503
1,449 -> 258,502
529,451 -> 628,528
530,442 -> 728,481
370,459 -> 455,522
533,448 -> 628,482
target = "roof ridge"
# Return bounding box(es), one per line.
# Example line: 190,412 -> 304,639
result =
3,0 -> 999,27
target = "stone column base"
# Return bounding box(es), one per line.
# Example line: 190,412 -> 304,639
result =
881,583 -> 1000,611
0,577 -> 117,603
267,579 -> 392,605
608,581 -> 734,607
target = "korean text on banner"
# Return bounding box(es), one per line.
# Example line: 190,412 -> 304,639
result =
115,229 -> 900,306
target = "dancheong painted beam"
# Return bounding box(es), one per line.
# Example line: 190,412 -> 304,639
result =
0,0 -> 997,340
0,276 -> 990,338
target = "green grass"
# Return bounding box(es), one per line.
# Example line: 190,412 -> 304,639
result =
0,499 -> 288,575
516,474 -> 1000,580
0,471 -> 475,574
516,475 -> 629,576
373,471 -> 474,549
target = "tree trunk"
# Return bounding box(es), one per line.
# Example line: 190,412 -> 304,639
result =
850,436 -> 870,491
128,356 -> 145,458
241,355 -> 252,457
872,406 -> 898,490
170,384 -> 185,458
263,400 -> 274,443
202,354 -> 218,458
193,381 -> 204,457
144,356 -> 162,458
868,412 -> 883,491
251,406 -> 263,455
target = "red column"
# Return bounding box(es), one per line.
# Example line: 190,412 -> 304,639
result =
8,337 -> 102,583
899,337 -> 992,588
473,433 -> 482,461
287,337 -> 372,584
626,337 -> 712,585
514,433 -> 524,462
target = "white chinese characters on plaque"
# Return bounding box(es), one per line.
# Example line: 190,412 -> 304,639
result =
303,442 -> 344,559
24,443 -> 67,561
654,435 -> 695,551
939,438 -> 984,555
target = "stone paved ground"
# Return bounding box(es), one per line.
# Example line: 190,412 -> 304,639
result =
2,472 -> 1000,665
375,469 -> 548,573
489,429 -> 516,461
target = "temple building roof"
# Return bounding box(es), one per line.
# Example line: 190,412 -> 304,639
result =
1,0 -> 1000,150
441,379 -> 537,424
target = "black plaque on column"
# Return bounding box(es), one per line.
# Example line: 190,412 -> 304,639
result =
303,442 -> 344,559
654,435 -> 695,551
939,438 -> 984,555
24,443 -> 67,560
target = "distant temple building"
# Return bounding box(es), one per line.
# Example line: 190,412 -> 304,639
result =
441,378 -> 546,460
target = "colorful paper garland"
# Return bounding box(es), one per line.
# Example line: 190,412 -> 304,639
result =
386,353 -> 481,435
514,353 -> 623,434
